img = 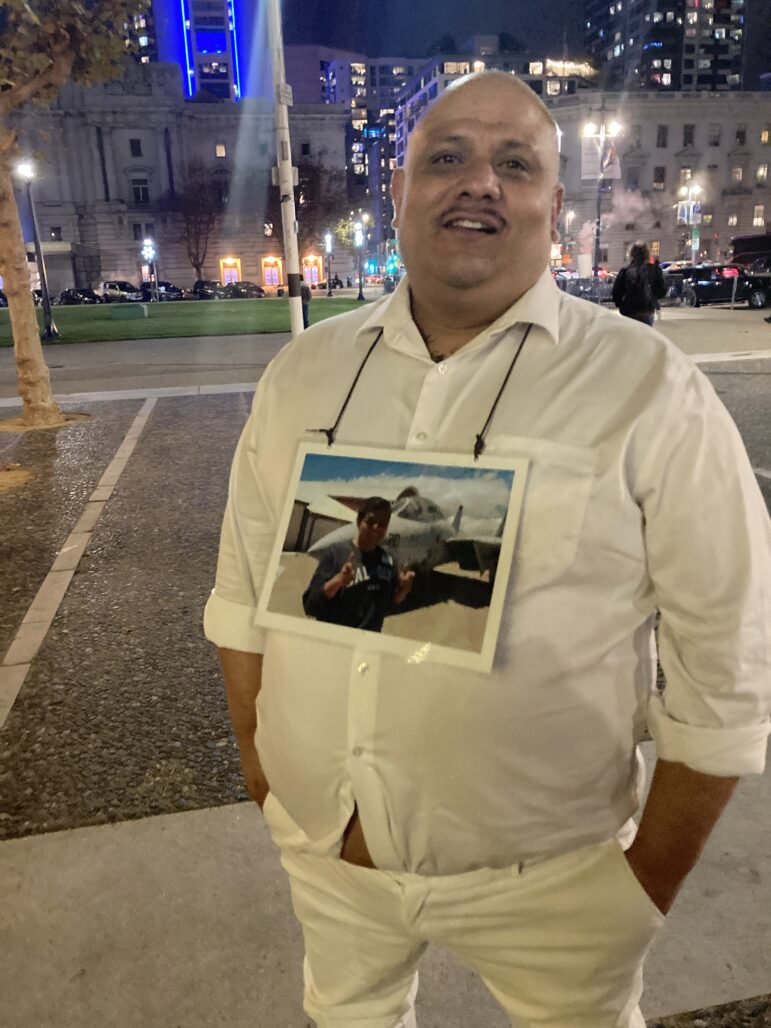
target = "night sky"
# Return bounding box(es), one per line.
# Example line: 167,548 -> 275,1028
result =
282,0 -> 587,59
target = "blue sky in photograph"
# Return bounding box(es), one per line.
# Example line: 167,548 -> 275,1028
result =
300,452 -> 515,489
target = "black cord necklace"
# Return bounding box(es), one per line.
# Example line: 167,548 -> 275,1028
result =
308,323 -> 533,459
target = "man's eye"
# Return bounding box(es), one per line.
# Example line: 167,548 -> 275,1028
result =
430,153 -> 460,165
501,158 -> 527,172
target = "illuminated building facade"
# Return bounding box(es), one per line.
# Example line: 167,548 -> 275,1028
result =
394,42 -> 597,167
284,45 -> 418,240
584,0 -> 748,91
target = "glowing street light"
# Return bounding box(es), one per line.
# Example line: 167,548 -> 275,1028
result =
679,182 -> 702,260
324,231 -> 333,296
353,220 -> 365,302
582,117 -> 622,288
14,160 -> 58,339
141,237 -> 160,301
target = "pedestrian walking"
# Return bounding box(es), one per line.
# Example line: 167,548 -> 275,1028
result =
612,242 -> 668,326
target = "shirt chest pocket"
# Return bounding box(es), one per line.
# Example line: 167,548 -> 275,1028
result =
487,434 -> 598,589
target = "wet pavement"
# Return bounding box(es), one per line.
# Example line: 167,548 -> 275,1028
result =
0,357 -> 768,1026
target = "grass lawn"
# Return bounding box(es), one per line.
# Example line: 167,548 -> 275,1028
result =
0,296 -> 374,346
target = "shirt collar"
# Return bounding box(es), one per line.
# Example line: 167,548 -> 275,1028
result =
354,267 -> 562,353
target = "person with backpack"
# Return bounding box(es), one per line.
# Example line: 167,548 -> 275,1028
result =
612,242 -> 667,326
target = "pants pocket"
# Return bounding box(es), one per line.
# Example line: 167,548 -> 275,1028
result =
609,838 -> 667,928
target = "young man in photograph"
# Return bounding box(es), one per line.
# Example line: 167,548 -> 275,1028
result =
302,496 -> 415,632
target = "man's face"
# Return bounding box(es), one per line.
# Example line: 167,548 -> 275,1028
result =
391,77 -> 564,301
357,510 -> 391,552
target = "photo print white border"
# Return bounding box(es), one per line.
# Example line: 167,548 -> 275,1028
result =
256,442 -> 530,672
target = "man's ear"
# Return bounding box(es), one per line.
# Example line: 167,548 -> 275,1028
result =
551,182 -> 565,244
390,168 -> 405,230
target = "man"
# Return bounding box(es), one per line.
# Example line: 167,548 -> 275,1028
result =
302,496 -> 415,632
205,73 -> 770,1028
301,281 -> 312,329
612,243 -> 668,326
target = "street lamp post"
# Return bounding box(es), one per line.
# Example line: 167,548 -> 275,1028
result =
141,238 -> 160,301
582,119 -> 621,295
324,231 -> 333,297
679,182 -> 702,261
15,161 -> 58,340
354,220 -> 365,301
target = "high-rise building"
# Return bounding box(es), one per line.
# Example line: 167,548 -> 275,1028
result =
584,0 -> 749,92
148,0 -> 262,100
284,45 -> 419,231
126,6 -> 158,64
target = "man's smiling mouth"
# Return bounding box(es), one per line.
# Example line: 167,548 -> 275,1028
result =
443,217 -> 500,234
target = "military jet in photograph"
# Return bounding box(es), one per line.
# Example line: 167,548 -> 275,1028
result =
306,486 -> 504,581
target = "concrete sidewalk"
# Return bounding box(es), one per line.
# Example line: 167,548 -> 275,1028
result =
0,352 -> 769,1024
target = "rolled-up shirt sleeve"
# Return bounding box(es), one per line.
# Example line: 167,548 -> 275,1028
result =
204,375 -> 277,653
636,360 -> 771,776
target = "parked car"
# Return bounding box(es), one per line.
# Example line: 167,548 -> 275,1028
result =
139,280 -> 183,301
191,279 -> 226,300
98,280 -> 143,303
53,287 -> 102,305
679,264 -> 768,308
223,280 -> 265,299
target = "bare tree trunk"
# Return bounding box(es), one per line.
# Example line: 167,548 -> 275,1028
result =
0,161 -> 61,426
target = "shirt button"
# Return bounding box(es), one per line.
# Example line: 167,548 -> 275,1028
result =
437,362 -> 447,374
415,432 -> 428,442
357,662 -> 369,674
352,746 -> 364,757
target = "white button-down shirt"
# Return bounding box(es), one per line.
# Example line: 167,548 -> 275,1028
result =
204,270 -> 770,876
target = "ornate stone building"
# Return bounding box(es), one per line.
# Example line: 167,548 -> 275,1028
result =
14,62 -> 350,292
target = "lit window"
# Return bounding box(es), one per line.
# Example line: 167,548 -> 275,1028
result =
662,73 -> 671,85
529,61 -> 544,75
753,204 -> 765,227
760,128 -> 769,144
727,213 -> 738,226
131,177 -> 149,204
263,222 -> 274,237
757,163 -> 769,183
651,240 -> 661,256
687,10 -> 697,22
140,55 -> 149,64
547,79 -> 561,95
702,211 -> 713,225
731,166 -> 743,182
138,35 -> 148,46
680,167 -> 693,184
215,143 -> 226,158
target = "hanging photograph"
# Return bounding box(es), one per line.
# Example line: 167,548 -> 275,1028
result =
256,443 -> 529,672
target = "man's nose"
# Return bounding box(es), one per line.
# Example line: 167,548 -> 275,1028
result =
458,159 -> 502,200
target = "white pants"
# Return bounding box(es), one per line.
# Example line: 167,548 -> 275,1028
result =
273,831 -> 665,1028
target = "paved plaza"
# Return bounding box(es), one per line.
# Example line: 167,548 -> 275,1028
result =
0,307 -> 769,1027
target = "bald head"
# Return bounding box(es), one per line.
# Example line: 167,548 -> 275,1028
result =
406,71 -> 561,183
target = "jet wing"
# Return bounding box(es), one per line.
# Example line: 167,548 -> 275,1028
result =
445,536 -> 501,573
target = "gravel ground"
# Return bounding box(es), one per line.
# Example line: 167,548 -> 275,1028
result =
648,994 -> 771,1026
0,393 -> 252,840
0,400 -> 142,656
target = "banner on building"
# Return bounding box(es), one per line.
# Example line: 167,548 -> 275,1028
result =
581,137 -> 622,180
